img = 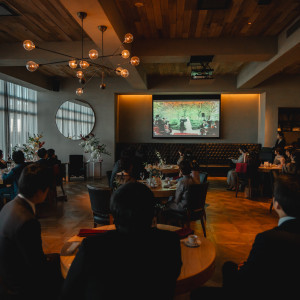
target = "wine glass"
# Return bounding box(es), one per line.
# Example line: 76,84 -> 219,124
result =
140,172 -> 145,181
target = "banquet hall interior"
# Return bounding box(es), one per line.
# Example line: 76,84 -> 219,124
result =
1,0 -> 300,298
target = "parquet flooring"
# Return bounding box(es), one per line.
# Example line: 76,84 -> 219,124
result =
40,177 -> 278,289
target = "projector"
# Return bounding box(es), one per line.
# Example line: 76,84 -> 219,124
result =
188,55 -> 214,80
191,69 -> 214,80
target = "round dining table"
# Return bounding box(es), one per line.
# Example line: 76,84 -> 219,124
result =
138,179 -> 177,198
258,165 -> 282,173
60,224 -> 216,295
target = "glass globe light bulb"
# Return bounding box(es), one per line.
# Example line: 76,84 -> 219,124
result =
79,60 -> 89,69
23,40 -> 35,51
121,69 -> 129,78
130,56 -> 140,66
76,71 -> 84,79
121,50 -> 130,59
115,67 -> 123,76
76,88 -> 83,96
124,33 -> 133,44
69,60 -> 77,69
26,61 -> 39,72
89,49 -> 98,60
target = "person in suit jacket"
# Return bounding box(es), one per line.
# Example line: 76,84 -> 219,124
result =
0,151 -> 28,205
222,175 -> 300,293
61,182 -> 182,300
274,131 -> 286,150
47,149 -> 61,167
0,164 -> 62,300
36,148 -> 49,166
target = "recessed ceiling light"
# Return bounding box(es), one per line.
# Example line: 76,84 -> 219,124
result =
134,2 -> 144,8
248,22 -> 252,25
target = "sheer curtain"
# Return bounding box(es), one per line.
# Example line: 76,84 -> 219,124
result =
56,101 -> 95,139
0,79 -> 37,159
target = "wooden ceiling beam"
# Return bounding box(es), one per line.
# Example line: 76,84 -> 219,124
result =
237,17 -> 300,88
133,36 -> 277,63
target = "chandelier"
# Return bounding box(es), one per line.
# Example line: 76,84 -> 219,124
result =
23,12 -> 140,96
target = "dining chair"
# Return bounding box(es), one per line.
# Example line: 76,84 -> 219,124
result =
87,185 -> 113,227
235,163 -> 249,198
162,182 -> 209,237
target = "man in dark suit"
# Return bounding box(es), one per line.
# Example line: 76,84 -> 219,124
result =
36,148 -> 49,166
222,175 -> 300,293
61,182 -> 182,300
0,164 -> 62,299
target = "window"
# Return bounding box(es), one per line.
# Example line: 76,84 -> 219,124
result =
0,79 -> 37,158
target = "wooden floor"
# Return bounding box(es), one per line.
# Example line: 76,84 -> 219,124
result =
40,177 -> 278,289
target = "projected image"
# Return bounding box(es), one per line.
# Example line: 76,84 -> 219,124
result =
153,99 -> 220,138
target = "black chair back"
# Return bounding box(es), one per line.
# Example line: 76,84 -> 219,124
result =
186,182 -> 209,212
87,185 -> 112,226
199,172 -> 208,183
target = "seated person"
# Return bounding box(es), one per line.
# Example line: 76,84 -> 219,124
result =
110,148 -> 134,189
47,149 -> 61,167
61,182 -> 182,299
222,175 -> 300,293
227,146 -> 248,191
177,147 -> 192,165
282,147 -> 297,175
0,164 -> 62,299
0,150 -> 28,204
36,148 -> 48,166
0,150 -> 7,169
165,160 -> 196,212
273,147 -> 285,167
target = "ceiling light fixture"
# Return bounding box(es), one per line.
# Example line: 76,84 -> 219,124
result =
23,12 -> 140,95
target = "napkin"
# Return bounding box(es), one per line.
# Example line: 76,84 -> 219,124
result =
175,228 -> 194,239
78,229 -> 108,237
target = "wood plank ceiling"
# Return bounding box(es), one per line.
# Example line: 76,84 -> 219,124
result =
115,0 -> 300,39
0,0 -> 299,78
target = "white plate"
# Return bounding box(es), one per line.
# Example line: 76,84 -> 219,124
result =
184,239 -> 201,248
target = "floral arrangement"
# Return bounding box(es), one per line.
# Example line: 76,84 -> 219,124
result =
13,133 -> 45,161
79,133 -> 110,161
144,163 -> 161,178
155,150 -> 166,166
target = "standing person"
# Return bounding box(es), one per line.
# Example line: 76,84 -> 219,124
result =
61,182 -> 182,299
227,146 -> 248,191
179,116 -> 187,133
222,175 -> 300,293
0,150 -> 7,169
274,131 -> 286,150
0,164 -> 63,299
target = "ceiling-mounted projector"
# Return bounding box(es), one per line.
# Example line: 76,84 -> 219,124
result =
188,56 -> 214,80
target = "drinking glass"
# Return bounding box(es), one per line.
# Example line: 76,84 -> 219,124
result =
140,172 -> 145,181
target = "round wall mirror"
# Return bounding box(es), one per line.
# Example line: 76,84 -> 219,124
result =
56,100 -> 95,140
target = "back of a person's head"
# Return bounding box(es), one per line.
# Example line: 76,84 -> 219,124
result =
276,148 -> 284,156
179,160 -> 192,175
110,182 -> 154,233
47,148 -> 55,158
37,148 -> 47,159
274,175 -> 300,217
18,163 -> 51,199
12,150 -> 25,164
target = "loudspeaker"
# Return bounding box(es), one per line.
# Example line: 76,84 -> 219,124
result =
52,78 -> 60,92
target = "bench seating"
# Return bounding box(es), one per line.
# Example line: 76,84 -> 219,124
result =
116,143 -> 261,166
